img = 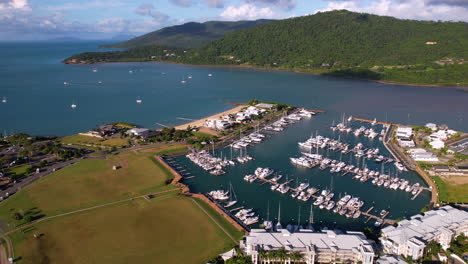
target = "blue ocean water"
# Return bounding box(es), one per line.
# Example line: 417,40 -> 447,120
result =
0,41 -> 467,136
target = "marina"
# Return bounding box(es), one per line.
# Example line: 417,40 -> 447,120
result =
170,112 -> 432,230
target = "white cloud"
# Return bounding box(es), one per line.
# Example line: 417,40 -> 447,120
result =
315,0 -> 468,21
220,3 -> 276,20
0,0 -> 29,9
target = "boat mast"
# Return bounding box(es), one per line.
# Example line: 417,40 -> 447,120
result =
309,204 -> 314,225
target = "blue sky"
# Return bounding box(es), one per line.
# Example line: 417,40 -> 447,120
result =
1,0 -> 467,40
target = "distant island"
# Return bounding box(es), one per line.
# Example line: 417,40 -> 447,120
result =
64,10 -> 468,87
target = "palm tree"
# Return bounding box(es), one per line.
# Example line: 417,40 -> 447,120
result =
289,251 -> 303,263
259,250 -> 268,264
267,250 -> 278,264
277,248 -> 287,263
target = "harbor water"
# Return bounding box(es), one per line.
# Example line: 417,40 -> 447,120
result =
0,42 -> 467,136
174,113 -> 432,230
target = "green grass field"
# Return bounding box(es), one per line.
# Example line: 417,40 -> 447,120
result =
11,194 -> 241,264
8,165 -> 32,176
433,176 -> 468,203
0,152 -> 174,226
0,148 -> 243,264
138,144 -> 188,156
59,135 -> 129,148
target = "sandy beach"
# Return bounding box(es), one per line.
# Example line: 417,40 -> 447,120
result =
175,105 -> 247,131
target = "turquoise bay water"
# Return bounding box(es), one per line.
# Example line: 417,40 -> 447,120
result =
0,42 -> 467,136
1,41 -> 467,229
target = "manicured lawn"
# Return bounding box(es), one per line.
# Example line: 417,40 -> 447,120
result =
59,135 -> 129,148
139,144 -> 188,156
11,194 -> 239,264
59,135 -> 102,146
100,138 -> 129,147
0,152 -> 174,227
433,176 -> 468,203
8,165 -> 31,176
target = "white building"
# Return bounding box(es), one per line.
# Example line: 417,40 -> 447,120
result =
408,148 -> 439,162
425,123 -> 438,131
396,126 -> 413,140
241,229 -> 375,264
429,140 -> 445,150
398,138 -> 415,148
380,206 -> 468,260
255,103 -> 274,109
126,128 -> 150,136
205,119 -> 231,130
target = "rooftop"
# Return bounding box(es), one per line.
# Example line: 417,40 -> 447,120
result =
245,229 -> 373,252
381,206 -> 468,245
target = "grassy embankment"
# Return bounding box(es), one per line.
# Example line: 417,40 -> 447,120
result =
432,176 -> 468,203
0,149 -> 242,264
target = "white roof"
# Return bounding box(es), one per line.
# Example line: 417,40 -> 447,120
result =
377,255 -> 408,264
381,206 -> 468,245
245,229 -> 373,252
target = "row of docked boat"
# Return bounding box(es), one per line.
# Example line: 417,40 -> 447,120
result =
243,166 -> 369,220
289,150 -> 418,194
186,150 -> 230,175
235,208 -> 259,226
231,132 -> 265,149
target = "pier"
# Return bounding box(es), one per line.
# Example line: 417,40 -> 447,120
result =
353,117 -> 395,126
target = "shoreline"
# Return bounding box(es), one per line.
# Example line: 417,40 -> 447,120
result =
64,60 -> 468,90
174,104 -> 247,131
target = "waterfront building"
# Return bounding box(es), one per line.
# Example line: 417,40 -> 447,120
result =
376,255 -> 408,264
255,103 -> 274,109
240,229 -> 375,264
205,119 -> 232,130
398,138 -> 415,148
425,123 -> 438,131
126,128 -> 150,136
407,148 -> 439,162
380,206 -> 468,260
396,127 -> 413,140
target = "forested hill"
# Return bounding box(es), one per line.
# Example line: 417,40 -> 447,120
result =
184,10 -> 468,67
65,10 -> 468,86
105,19 -> 274,49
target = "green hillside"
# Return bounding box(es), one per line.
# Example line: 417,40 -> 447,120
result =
105,19 -> 274,49
65,10 -> 468,86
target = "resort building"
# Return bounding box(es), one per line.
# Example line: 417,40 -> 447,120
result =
240,229 -> 375,264
380,206 -> 468,260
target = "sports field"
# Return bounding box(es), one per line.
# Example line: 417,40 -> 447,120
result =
11,194 -> 241,264
433,176 -> 468,203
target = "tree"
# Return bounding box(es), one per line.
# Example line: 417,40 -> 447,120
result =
225,256 -> 252,264
290,251 -> 303,263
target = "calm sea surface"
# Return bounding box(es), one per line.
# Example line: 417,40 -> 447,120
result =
1,41 -> 467,229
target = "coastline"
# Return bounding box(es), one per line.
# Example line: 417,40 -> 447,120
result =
174,104 -> 247,131
64,59 -> 468,90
